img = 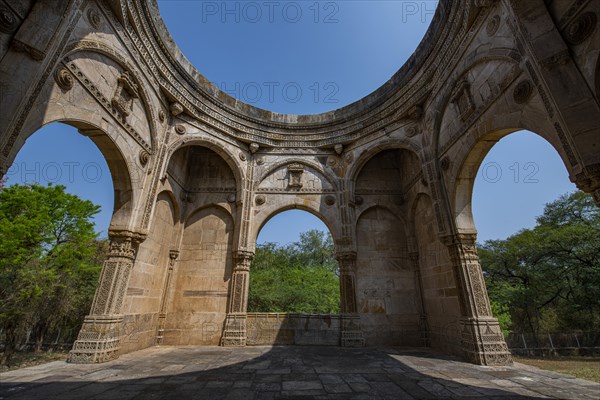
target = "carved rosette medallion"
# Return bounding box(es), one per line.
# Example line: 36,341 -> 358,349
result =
54,67 -> 75,91
486,15 -> 501,36
513,80 -> 534,104
0,6 -> 18,34
564,12 -> 597,45
87,7 -> 103,30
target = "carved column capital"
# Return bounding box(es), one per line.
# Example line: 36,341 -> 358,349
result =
573,163 -> 600,207
233,250 -> 254,272
107,229 -> 147,260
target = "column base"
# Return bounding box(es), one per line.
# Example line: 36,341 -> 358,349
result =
68,315 -> 123,364
221,314 -> 247,347
341,314 -> 365,347
460,317 -> 512,366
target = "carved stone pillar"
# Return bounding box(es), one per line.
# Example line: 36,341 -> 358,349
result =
574,164 -> 600,207
409,251 -> 430,347
156,249 -> 179,345
221,250 -> 254,347
336,252 -> 364,347
68,229 -> 146,364
442,234 -> 512,366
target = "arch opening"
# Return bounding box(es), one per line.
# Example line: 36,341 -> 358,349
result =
1,122 -> 123,354
455,130 -> 577,239
246,209 -> 342,346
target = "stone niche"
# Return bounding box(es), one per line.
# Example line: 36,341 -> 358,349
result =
354,149 -> 423,346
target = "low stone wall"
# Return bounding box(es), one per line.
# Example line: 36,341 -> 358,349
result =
246,313 -> 342,346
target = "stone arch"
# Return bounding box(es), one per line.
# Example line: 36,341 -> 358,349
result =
255,158 -> 338,191
6,119 -> 135,229
251,203 -> 340,251
409,193 -> 460,355
162,204 -> 235,346
164,139 -> 244,195
348,141 -> 423,184
354,205 -> 420,347
121,190 -> 179,354
431,52 -> 522,157
452,128 -> 575,234
62,40 -> 160,152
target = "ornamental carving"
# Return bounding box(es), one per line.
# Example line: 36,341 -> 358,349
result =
87,7 -> 103,30
564,12 -> 597,45
486,15 -> 501,36
111,72 -> 139,118
0,6 -> 17,34
287,163 -> 305,189
513,80 -> 534,104
54,67 -> 74,91
451,80 -> 475,121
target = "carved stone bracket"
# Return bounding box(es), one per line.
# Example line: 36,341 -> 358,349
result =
442,234 -> 512,366
69,230 -> 146,363
222,251 -> 255,347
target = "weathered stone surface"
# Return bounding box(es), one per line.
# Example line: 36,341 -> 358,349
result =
1,346 -> 599,400
1,0 -> 599,366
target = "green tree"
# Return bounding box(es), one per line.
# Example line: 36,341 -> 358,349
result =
480,191 -> 600,338
0,184 -> 103,365
248,229 -> 340,313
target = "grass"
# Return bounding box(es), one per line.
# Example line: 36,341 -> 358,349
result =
514,356 -> 600,383
0,351 -> 69,372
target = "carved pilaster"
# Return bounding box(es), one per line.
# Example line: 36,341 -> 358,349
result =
442,234 -> 512,366
336,252 -> 364,347
157,249 -> 179,345
221,251 -> 254,347
409,252 -> 430,347
69,229 -> 146,364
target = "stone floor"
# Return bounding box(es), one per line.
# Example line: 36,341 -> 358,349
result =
0,346 -> 598,400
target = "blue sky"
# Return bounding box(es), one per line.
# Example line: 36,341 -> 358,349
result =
6,1 -> 577,244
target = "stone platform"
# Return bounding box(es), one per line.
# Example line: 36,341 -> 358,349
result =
0,346 -> 598,400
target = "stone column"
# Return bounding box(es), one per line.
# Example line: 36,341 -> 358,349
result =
156,249 -> 179,345
336,251 -> 364,347
221,250 -> 254,346
409,251 -> 430,347
69,229 -> 146,363
442,234 -> 512,366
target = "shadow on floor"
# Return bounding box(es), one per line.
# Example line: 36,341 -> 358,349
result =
1,346 -> 598,399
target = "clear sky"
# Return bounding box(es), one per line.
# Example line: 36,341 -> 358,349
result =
5,1 -> 577,244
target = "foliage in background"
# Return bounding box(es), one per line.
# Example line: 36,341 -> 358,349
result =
0,184 -> 105,365
480,191 -> 600,337
248,229 -> 340,314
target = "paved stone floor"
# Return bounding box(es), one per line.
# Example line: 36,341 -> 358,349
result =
0,346 -> 598,400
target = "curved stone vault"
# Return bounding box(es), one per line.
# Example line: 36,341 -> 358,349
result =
0,0 -> 599,366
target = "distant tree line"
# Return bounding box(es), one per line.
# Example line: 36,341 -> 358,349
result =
0,184 -> 106,365
480,191 -> 600,338
248,229 -> 340,314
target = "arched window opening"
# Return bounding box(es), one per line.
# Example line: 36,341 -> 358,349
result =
250,210 -> 340,314
1,123 -> 115,360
